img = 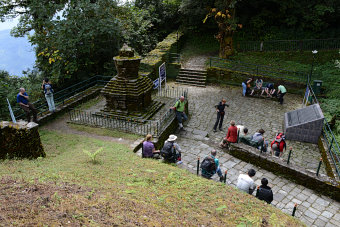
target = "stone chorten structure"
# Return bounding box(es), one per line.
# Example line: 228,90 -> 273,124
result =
100,45 -> 161,119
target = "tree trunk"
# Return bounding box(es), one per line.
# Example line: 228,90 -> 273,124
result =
219,32 -> 234,59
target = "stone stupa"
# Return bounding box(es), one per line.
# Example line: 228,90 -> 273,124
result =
99,44 -> 163,119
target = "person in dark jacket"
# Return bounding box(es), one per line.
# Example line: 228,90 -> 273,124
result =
256,178 -> 273,204
213,99 -> 229,132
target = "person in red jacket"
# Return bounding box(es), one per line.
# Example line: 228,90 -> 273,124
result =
270,133 -> 286,157
220,120 -> 238,148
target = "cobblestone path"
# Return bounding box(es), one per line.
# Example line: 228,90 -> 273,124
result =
155,83 -> 339,226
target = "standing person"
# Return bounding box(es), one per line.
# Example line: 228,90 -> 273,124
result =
237,169 -> 256,194
242,78 -> 252,96
42,78 -> 55,112
277,85 -> 287,105
160,135 -> 182,164
171,96 -> 187,130
201,150 -> 224,182
16,88 -> 38,123
256,178 -> 274,204
142,134 -> 160,159
213,98 -> 229,132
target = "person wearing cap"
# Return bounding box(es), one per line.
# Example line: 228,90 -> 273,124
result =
160,134 -> 182,163
213,98 -> 229,132
256,178 -> 273,204
171,96 -> 187,130
142,134 -> 160,159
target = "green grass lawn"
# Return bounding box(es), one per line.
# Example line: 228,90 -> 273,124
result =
0,130 -> 303,226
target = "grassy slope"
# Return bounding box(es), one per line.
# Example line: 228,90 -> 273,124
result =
0,130 -> 303,226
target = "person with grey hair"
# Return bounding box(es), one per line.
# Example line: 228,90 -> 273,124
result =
201,150 -> 224,182
171,96 -> 187,130
16,88 -> 38,123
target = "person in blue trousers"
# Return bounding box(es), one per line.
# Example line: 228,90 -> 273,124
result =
42,78 -> 56,112
242,78 -> 252,96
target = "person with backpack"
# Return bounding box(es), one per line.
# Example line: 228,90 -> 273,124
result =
237,169 -> 256,194
213,98 -> 229,132
42,78 -> 55,112
256,178 -> 273,204
270,133 -> 287,158
171,96 -> 187,130
201,150 -> 224,182
160,135 -> 182,163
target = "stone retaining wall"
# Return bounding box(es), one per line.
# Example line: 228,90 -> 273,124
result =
207,67 -> 306,94
0,121 -> 45,159
228,142 -> 340,202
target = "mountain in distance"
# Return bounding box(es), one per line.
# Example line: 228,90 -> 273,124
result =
0,29 -> 36,77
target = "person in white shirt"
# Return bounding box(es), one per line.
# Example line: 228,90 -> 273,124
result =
237,169 -> 256,194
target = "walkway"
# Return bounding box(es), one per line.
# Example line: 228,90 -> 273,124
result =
153,83 -> 339,226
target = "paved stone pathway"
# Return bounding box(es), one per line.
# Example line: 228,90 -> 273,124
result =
137,83 -> 340,226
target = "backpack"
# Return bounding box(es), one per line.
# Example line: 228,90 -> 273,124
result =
44,84 -> 53,95
161,141 -> 176,161
274,133 -> 286,151
200,156 -> 216,173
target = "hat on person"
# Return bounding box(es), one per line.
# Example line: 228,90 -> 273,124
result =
168,134 -> 177,142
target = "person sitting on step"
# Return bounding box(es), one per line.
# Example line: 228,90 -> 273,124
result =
142,134 -> 160,159
256,178 -> 274,204
160,135 -> 182,164
200,150 -> 224,182
220,120 -> 238,149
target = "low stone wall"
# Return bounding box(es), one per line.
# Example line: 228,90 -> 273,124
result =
228,142 -> 340,202
207,67 -> 306,94
133,101 -> 189,152
140,31 -> 183,81
0,121 -> 45,159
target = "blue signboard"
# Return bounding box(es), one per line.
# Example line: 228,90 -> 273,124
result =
153,78 -> 159,89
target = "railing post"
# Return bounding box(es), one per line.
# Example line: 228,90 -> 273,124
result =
287,147 -> 293,164
197,157 -> 200,175
328,137 -> 334,152
224,170 -> 227,184
210,58 -> 212,68
316,158 -> 323,176
292,203 -> 297,216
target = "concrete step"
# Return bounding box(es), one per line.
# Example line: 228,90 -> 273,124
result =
176,79 -> 206,85
177,73 -> 207,79
176,76 -> 206,82
175,81 -> 206,87
179,71 -> 207,76
180,68 -> 207,74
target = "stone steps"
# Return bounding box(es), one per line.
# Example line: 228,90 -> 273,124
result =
176,68 -> 207,87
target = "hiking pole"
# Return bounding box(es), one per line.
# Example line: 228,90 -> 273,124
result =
292,203 -> 297,217
287,147 -> 293,164
316,158 -> 323,176
197,157 -> 200,176
224,170 -> 227,184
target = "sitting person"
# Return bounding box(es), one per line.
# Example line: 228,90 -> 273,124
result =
201,150 -> 224,182
237,169 -> 256,195
251,129 -> 269,152
261,83 -> 276,97
250,78 -> 263,96
220,120 -> 238,148
238,127 -> 252,143
270,133 -> 286,158
256,178 -> 274,204
142,134 -> 160,159
160,135 -> 182,163
242,78 -> 252,96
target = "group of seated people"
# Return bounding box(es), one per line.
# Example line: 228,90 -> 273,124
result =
142,134 -> 182,164
220,120 -> 287,157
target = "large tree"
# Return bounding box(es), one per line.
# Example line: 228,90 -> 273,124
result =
203,0 -> 241,58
